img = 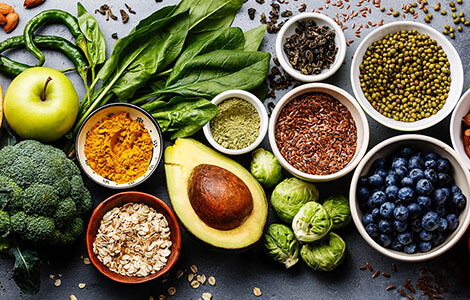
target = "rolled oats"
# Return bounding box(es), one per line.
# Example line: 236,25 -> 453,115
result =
208,276 -> 216,286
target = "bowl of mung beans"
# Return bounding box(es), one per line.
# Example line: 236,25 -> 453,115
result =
351,21 -> 464,131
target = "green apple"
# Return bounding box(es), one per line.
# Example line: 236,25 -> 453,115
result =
4,67 -> 79,142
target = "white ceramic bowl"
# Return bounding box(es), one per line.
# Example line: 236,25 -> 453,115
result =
275,12 -> 347,82
351,21 -> 464,131
203,90 -> 268,155
350,134 -> 470,262
75,103 -> 163,189
268,83 -> 370,182
450,89 -> 470,170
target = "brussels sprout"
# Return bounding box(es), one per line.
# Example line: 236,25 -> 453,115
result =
300,232 -> 346,271
322,195 -> 351,229
264,224 -> 300,269
271,178 -> 319,223
292,201 -> 332,243
250,149 -> 283,188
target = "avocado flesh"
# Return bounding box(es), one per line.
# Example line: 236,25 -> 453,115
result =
165,138 -> 268,249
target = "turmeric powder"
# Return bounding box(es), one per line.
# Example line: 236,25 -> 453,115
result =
84,112 -> 153,184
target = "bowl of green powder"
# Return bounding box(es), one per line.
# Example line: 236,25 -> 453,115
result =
203,90 -> 269,155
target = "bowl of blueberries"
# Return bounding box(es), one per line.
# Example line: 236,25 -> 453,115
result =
349,134 -> 470,262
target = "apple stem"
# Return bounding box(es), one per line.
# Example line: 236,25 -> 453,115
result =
41,77 -> 52,101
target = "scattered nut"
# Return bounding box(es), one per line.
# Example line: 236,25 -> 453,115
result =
253,287 -> 262,297
0,13 -> 6,25
201,293 -> 212,300
78,283 -> 86,289
0,3 -> 13,15
197,274 -> 206,284
4,12 -> 19,33
188,273 -> 195,282
167,287 -> 176,296
54,279 -> 61,287
191,280 -> 201,289
208,276 -> 216,286
190,264 -> 198,273
24,0 -> 45,8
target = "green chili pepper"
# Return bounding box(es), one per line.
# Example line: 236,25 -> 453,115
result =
23,10 -> 87,66
0,35 -> 88,78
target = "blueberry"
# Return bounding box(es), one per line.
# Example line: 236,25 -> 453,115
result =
380,202 -> 396,219
397,231 -> 413,245
373,158 -> 387,170
407,203 -> 422,219
422,211 -> 439,231
404,242 -> 417,254
385,174 -> 398,186
378,219 -> 393,233
417,196 -> 432,209
418,241 -> 432,253
371,208 -> 380,219
432,232 -> 446,246
398,187 -> 414,202
416,178 -> 434,195
433,188 -> 449,206
409,168 -> 424,182
425,152 -> 439,161
446,214 -> 459,230
359,176 -> 369,186
393,220 -> 408,232
437,158 -> 451,173
451,184 -> 462,195
375,169 -> 388,178
410,219 -> 422,233
400,146 -> 414,158
437,173 -> 452,187
391,239 -> 404,251
358,186 -> 370,201
408,155 -> 424,169
401,177 -> 414,187
419,230 -> 432,241
394,206 -> 409,221
394,166 -> 408,179
371,191 -> 386,207
424,159 -> 437,170
369,174 -> 384,187
362,214 -> 375,225
424,169 -> 438,184
435,205 -> 447,217
366,223 -> 379,238
437,218 -> 448,232
385,185 -> 399,200
392,157 -> 407,169
378,233 -> 392,247
452,193 -> 467,211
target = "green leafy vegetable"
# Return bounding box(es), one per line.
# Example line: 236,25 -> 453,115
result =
8,246 -> 41,295
322,195 -> 351,229
271,178 -> 319,223
264,224 -> 299,269
292,201 -> 332,243
250,148 -> 283,188
145,96 -> 218,139
300,232 -> 346,271
243,25 -> 267,51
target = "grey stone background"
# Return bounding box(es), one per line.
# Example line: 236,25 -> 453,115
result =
0,0 -> 469,299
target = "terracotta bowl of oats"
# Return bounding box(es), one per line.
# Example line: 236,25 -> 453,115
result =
86,191 -> 181,284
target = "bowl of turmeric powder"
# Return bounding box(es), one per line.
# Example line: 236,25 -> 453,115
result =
75,103 -> 163,189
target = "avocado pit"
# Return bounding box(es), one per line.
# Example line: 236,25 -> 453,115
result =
188,164 -> 253,230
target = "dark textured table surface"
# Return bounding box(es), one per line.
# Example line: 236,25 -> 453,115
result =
1,0 -> 470,299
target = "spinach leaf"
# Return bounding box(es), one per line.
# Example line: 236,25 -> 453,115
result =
148,96 -> 218,139
166,27 -> 245,86
8,247 -> 41,295
157,50 -> 271,98
243,25 -> 267,51
77,2 -> 106,73
130,5 -> 176,33
250,80 -> 269,101
173,0 -> 243,44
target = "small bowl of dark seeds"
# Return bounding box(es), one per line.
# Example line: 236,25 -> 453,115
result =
275,12 -> 347,82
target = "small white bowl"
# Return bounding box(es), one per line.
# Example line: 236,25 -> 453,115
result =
75,103 -> 163,189
350,134 -> 470,262
268,83 -> 370,182
275,12 -> 347,82
351,21 -> 464,132
450,89 -> 470,170
203,90 -> 268,155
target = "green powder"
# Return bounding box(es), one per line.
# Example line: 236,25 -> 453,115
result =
210,98 -> 260,150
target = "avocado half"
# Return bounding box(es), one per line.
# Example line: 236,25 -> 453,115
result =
165,138 -> 268,249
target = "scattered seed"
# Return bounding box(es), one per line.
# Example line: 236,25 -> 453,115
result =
54,279 -> 61,287
112,33 -> 118,40
176,270 -> 184,279
408,296 -> 416,300
400,288 -> 406,297
159,295 -> 165,300
382,272 -> 391,278
190,265 -> 198,273
70,296 -> 77,300
83,258 -> 91,265
201,293 -> 212,300
188,273 -> 195,282
149,297 -> 154,300
373,270 -> 380,278
120,9 -> 129,23
360,265 -> 367,270
208,276 -> 216,286
386,285 -> 396,291
253,287 -> 262,297
366,262 -> 373,272
78,283 -> 86,289
49,274 -> 55,280
125,3 -> 136,14
168,287 -> 176,296
248,8 -> 256,20
197,274 -> 206,284
191,280 -> 201,289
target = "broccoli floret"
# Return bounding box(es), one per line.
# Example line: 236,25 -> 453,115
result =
0,210 -> 10,237
0,140 -> 91,247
